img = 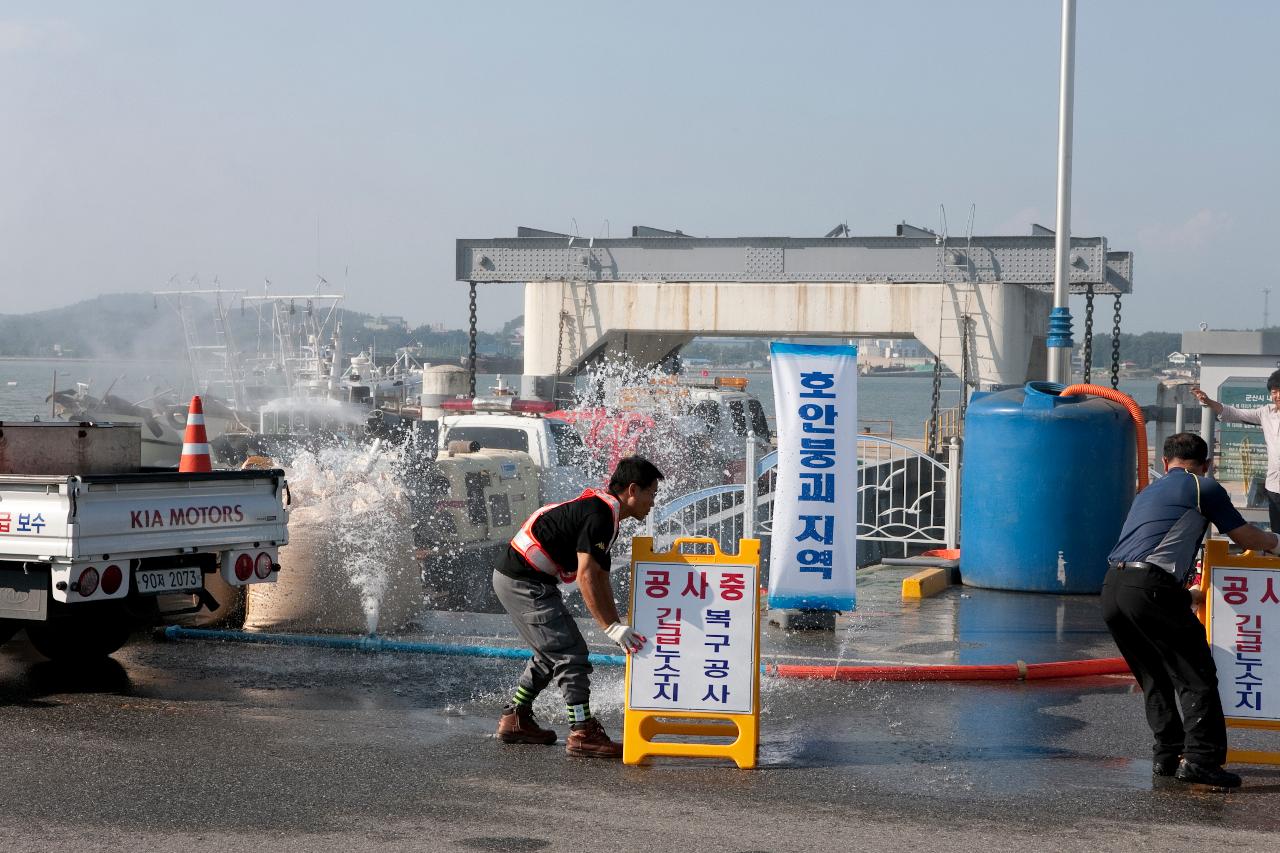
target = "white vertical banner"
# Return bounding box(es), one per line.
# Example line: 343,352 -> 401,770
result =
768,342 -> 858,610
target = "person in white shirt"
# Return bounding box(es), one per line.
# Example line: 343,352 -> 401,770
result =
1192,368 -> 1280,532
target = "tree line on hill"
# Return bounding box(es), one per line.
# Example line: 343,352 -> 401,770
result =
0,293 -> 520,362
682,331 -> 1190,372
1086,331 -> 1181,371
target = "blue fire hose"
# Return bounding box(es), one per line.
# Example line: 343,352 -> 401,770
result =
161,626 -> 1128,682
161,625 -> 628,666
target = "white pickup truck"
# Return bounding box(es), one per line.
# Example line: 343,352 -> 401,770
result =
437,406 -> 591,503
0,423 -> 289,662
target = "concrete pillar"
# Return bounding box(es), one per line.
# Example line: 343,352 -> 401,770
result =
521,281 -> 560,400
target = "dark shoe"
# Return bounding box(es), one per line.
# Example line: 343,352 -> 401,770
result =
496,707 -> 556,745
1175,760 -> 1241,789
565,718 -> 623,759
1153,755 -> 1181,777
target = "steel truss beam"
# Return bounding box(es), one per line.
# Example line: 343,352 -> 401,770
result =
457,232 -> 1132,294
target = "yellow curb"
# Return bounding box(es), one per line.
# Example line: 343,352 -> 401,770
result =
902,567 -> 949,600
1227,748 -> 1280,766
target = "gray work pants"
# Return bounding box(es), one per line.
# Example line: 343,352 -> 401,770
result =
492,570 -> 592,706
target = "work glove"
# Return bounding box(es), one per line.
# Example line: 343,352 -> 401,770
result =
604,621 -> 647,654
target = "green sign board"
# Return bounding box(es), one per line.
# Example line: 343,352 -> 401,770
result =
1216,377 -> 1270,486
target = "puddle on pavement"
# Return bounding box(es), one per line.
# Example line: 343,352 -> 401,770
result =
753,677 -> 1159,796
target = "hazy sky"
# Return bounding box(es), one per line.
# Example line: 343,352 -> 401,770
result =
2,1 -> 1277,333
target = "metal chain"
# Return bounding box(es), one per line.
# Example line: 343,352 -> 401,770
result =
1082,284 -> 1094,384
553,308 -> 568,407
1110,295 -> 1122,390
468,281 -> 478,398
959,315 -> 970,421
927,354 -> 942,455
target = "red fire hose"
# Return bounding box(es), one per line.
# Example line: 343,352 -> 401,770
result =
1059,383 -> 1148,491
769,657 -> 1131,682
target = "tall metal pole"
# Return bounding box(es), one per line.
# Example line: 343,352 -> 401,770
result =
1201,404 -> 1217,476
944,437 -> 961,549
1047,0 -> 1077,384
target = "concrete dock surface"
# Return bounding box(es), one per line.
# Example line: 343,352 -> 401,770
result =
2,564 -> 1279,852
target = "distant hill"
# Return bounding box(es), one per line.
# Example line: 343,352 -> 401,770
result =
1087,331 -> 1181,372
0,293 -> 181,359
0,293 -> 519,362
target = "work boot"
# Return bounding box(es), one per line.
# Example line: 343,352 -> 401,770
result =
496,707 -> 557,745
1174,760 -> 1242,789
565,718 -> 623,759
1152,755 -> 1181,777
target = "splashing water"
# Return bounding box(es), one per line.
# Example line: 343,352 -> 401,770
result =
569,354 -> 750,496
255,355 -> 765,629
281,439 -> 417,635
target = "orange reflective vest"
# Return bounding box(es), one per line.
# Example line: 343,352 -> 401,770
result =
511,488 -> 621,583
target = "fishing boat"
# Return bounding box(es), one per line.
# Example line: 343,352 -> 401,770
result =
51,285 -> 426,467
47,382 -> 253,467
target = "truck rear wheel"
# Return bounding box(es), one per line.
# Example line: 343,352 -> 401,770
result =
421,549 -> 501,613
25,614 -> 132,662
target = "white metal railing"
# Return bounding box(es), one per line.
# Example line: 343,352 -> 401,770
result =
648,435 -> 960,555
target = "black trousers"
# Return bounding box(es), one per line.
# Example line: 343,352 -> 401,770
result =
1101,565 -> 1227,766
492,570 -> 592,707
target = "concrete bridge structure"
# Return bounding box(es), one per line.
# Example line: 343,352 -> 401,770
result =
455,225 -> 1133,400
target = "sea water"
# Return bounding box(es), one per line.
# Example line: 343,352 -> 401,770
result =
0,356 -> 1159,436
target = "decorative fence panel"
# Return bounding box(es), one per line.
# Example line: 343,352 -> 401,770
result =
647,436 -> 959,562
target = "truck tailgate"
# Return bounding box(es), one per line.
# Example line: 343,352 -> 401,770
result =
0,471 -> 289,560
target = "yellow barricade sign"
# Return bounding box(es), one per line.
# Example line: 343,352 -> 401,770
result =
623,536 -> 761,769
1200,538 -> 1280,765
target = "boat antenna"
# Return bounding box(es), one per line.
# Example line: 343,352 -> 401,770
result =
102,373 -> 125,400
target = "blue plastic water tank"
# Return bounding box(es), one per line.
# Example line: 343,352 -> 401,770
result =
959,381 -> 1136,593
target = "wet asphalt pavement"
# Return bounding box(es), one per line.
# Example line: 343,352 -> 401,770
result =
4,573 -> 1280,852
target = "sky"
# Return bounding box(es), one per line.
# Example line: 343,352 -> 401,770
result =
1,1 -> 1277,334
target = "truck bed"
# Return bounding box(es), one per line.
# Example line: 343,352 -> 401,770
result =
0,468 -> 289,561
0,468 -> 286,486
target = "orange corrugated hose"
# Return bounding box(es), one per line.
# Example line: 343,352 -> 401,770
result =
1060,384 -> 1148,492
769,657 -> 1131,682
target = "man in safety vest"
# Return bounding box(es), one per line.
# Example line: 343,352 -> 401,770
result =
492,456 -> 664,758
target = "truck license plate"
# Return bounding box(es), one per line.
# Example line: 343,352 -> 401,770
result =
135,568 -> 203,594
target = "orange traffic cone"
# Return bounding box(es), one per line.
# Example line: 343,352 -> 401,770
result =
178,395 -> 213,473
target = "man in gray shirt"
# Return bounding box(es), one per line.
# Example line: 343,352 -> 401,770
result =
1193,368 -> 1280,531
1106,432 -> 1280,790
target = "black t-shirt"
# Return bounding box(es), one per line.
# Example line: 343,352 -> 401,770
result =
498,496 -> 616,584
